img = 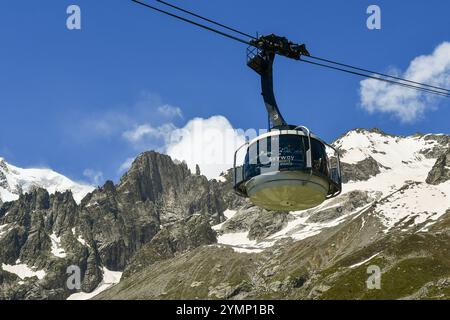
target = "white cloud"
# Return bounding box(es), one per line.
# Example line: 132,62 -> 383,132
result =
122,124 -> 155,143
157,104 -> 183,119
83,169 -> 104,186
360,41 -> 450,123
165,116 -> 246,179
122,123 -> 176,146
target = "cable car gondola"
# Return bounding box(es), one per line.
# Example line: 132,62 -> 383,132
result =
233,35 -> 341,211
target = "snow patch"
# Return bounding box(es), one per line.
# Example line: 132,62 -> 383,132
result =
223,209 -> 237,219
66,267 -> 122,300
212,209 -> 237,231
215,175 -> 227,183
77,235 -> 88,246
212,224 -> 223,231
216,231 -> 273,253
217,232 -> 256,247
349,253 -> 381,269
85,201 -> 99,208
232,247 -> 264,254
72,227 -> 89,247
269,202 -> 373,243
2,263 -> 46,280
50,232 -> 67,258
335,131 -> 436,169
216,200 -> 374,253
375,182 -> 449,232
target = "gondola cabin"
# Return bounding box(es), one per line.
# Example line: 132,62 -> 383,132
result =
234,126 -> 341,211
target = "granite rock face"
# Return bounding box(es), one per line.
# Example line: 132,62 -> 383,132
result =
340,156 -> 386,183
426,149 -> 450,185
122,214 -> 217,278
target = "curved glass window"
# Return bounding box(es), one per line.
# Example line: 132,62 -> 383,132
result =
311,139 -> 329,177
244,135 -> 306,180
243,134 -> 329,181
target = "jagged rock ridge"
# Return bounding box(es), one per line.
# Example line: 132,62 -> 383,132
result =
0,151 -> 224,299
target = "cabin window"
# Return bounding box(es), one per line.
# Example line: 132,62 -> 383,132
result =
311,139 -> 329,176
244,135 -> 308,180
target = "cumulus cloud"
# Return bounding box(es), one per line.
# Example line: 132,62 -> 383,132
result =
165,116 -> 246,179
122,123 -> 176,145
359,41 -> 450,123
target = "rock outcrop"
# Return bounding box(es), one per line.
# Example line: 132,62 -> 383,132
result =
426,149 -> 450,185
340,156 -> 386,183
122,214 -> 217,278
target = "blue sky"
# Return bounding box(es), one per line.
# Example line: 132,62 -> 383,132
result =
0,0 -> 449,184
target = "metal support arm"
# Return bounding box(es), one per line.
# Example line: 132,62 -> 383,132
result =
247,34 -> 310,129
247,50 -> 287,128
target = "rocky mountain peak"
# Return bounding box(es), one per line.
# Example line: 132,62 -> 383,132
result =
0,158 -> 94,204
333,128 -> 450,183
333,127 -> 394,145
117,151 -> 191,203
426,148 -> 450,185
18,187 -> 51,211
356,127 -> 391,136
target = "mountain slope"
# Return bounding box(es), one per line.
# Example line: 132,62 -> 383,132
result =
96,129 -> 450,300
1,129 -> 450,300
96,212 -> 450,300
208,129 -> 450,253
